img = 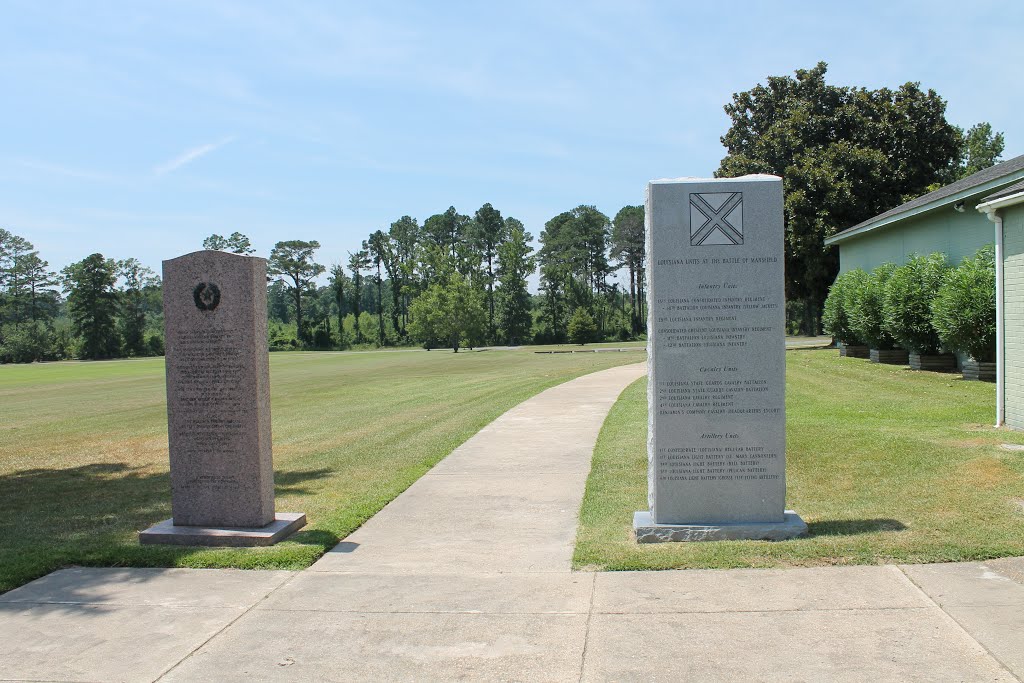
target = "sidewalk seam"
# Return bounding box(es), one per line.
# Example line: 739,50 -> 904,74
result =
577,573 -> 597,683
894,565 -> 1022,683
150,570 -> 303,683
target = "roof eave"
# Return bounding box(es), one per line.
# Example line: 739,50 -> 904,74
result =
825,169 -> 1024,246
976,190 -> 1024,214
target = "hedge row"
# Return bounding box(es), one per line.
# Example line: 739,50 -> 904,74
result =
823,245 -> 996,362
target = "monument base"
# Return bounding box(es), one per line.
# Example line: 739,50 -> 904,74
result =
633,510 -> 807,543
139,512 -> 306,547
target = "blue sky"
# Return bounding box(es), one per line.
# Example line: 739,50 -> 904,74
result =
2,0 -> 1022,284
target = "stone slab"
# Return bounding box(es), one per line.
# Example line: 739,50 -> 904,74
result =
162,250 -> 275,528
581,610 -> 1014,682
0,602 -> 246,683
593,565 -> 929,613
257,572 -> 593,614
161,611 -> 589,682
900,561 -> 1024,608
139,512 -> 306,547
898,562 -> 1024,676
937,604 -> 1024,676
312,363 -> 647,573
986,556 -> 1024,584
645,175 -> 789,525
311,498 -> 578,574
0,567 -> 295,608
633,509 -> 806,543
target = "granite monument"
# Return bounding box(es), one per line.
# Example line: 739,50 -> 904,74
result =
140,250 -> 305,546
634,175 -> 807,542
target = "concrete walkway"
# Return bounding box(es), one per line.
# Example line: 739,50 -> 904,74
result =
2,362 -> 1023,682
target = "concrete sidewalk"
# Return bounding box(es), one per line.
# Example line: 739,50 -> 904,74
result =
2,362 -> 1023,682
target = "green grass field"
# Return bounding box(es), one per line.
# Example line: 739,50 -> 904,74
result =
575,348 -> 1024,570
0,348 -> 640,593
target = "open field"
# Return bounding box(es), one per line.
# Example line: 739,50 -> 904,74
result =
575,348 -> 1024,570
520,335 -> 829,354
0,349 -> 641,593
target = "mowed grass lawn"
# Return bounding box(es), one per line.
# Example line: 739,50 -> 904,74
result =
576,348 -> 1024,570
0,348 -> 640,592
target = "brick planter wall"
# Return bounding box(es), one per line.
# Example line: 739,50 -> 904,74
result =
962,360 -> 996,382
870,348 -> 909,365
909,353 -> 957,372
840,344 -> 869,358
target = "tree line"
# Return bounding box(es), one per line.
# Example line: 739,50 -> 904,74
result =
0,228 -> 162,363
5,62 -> 1008,360
259,201 -> 646,352
0,202 -> 646,362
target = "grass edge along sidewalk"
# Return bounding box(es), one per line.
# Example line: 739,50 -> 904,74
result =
0,349 -> 640,594
575,348 -> 1024,570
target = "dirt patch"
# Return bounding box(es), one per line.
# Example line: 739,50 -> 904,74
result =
957,457 -> 1014,490
946,437 -> 995,448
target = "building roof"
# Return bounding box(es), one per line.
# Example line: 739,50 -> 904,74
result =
980,178 -> 1024,204
825,153 -> 1024,246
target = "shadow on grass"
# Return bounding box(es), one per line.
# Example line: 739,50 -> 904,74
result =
807,519 -> 907,536
0,463 -> 339,595
275,468 -> 334,495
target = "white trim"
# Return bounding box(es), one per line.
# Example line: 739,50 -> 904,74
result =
980,205 -> 1005,427
976,189 -> 1024,212
826,170 -> 1024,246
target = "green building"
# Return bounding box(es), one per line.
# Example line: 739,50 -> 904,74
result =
825,154 -> 1024,428
977,180 -> 1024,429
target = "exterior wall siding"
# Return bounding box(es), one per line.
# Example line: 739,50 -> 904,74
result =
837,205 -> 995,274
1003,205 -> 1024,430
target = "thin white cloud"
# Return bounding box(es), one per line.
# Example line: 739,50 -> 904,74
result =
154,136 -> 236,175
13,158 -> 119,183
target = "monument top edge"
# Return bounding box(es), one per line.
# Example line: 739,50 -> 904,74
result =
648,174 -> 781,185
163,250 -> 267,266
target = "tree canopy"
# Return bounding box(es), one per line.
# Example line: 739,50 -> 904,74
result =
62,253 -> 120,359
408,270 -> 486,352
957,123 -> 1005,180
717,62 -> 964,333
203,232 -> 255,254
268,240 -> 325,343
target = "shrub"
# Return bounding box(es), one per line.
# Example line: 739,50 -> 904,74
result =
50,320 -> 75,360
567,307 -> 598,345
822,270 -> 864,345
146,333 -> 165,356
847,264 -> 898,349
0,323 -> 51,363
310,325 -> 333,350
882,253 -> 948,354
931,245 -> 996,362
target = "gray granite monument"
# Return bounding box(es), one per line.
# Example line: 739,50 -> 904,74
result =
634,175 -> 807,542
140,250 -> 305,546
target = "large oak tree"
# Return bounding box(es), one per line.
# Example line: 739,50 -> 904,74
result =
717,62 -> 962,333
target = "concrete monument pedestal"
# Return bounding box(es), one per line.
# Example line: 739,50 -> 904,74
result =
140,250 -> 305,547
634,175 -> 805,543
140,513 -> 307,547
634,510 -> 807,543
